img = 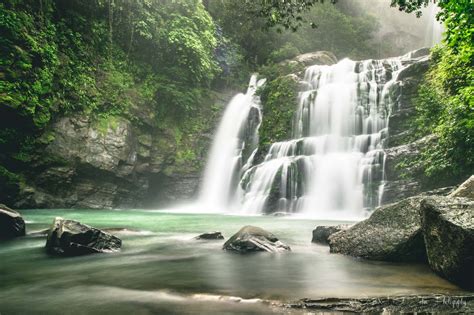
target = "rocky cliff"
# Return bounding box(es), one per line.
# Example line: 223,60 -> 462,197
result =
3,49 -> 462,210
6,91 -> 233,210
382,48 -> 464,204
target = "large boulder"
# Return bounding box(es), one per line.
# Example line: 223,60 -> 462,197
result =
421,196 -> 474,290
449,175 -> 474,199
312,225 -> 351,244
223,226 -> 290,253
0,204 -> 26,239
329,197 -> 426,262
45,217 -> 122,256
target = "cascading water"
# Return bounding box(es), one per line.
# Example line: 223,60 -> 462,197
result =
239,57 -> 408,219
198,75 -> 265,211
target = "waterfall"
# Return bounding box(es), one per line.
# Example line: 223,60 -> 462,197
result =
198,75 -> 265,211
239,57 -> 407,219
424,3 -> 443,47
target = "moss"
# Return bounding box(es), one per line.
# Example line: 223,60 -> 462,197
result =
407,46 -> 474,179
0,165 -> 21,185
259,61 -> 305,81
258,76 -> 298,149
94,115 -> 120,136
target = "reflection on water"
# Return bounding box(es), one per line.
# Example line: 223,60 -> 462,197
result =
0,209 -> 465,314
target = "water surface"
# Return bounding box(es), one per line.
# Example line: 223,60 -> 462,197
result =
0,209 -> 464,314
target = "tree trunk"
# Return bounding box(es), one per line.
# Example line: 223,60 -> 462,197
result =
109,0 -> 114,50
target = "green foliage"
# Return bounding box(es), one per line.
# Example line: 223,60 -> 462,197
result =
0,2 -> 59,128
0,0 -> 220,197
0,164 -> 21,185
411,45 -> 474,178
269,43 -> 301,63
258,76 -> 299,148
0,164 -> 23,200
0,0 -> 219,129
243,0 -> 336,31
390,0 -> 474,179
208,1 -> 378,64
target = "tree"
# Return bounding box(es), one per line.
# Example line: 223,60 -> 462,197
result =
243,0 -> 336,31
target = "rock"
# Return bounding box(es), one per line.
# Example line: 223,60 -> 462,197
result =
408,47 -> 431,59
0,204 -> 26,239
421,196 -> 474,290
383,135 -> 434,204
383,51 -> 467,206
294,51 -> 338,66
312,225 -> 351,244
6,88 -> 228,210
329,197 -> 426,262
195,231 -> 224,240
397,56 -> 430,80
45,217 -> 122,256
449,175 -> 474,199
223,226 -> 290,253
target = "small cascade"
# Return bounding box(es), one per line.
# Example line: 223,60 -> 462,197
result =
198,75 -> 265,211
239,57 -> 408,219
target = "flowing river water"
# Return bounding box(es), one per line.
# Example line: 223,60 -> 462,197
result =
0,209 -> 465,314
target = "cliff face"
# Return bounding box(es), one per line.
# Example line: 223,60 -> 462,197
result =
254,48 -> 460,209
4,49 -> 459,210
8,91 -> 232,210
382,48 -> 461,204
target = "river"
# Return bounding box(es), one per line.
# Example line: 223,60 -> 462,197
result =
0,209 -> 464,314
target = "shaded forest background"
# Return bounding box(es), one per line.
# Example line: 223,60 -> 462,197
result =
0,0 -> 472,197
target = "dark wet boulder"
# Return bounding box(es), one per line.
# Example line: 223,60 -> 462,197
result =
329,197 -> 426,262
421,196 -> 474,290
45,217 -> 121,256
312,225 -> 351,244
449,175 -> 474,199
0,204 -> 26,239
195,231 -> 224,240
223,225 -> 290,253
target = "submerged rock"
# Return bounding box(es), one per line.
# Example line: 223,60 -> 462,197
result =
45,217 -> 122,256
272,212 -> 288,217
329,197 -> 426,262
223,226 -> 290,253
0,204 -> 26,239
195,231 -> 224,240
449,175 -> 474,199
421,196 -> 474,290
312,225 -> 351,244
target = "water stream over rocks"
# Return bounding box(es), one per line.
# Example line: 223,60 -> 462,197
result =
200,53 -> 426,219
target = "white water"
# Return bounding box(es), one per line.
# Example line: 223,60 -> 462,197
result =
197,52 -> 427,219
198,75 -> 265,212
238,57 -> 408,219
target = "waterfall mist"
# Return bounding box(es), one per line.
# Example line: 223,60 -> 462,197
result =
337,0 -> 443,57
